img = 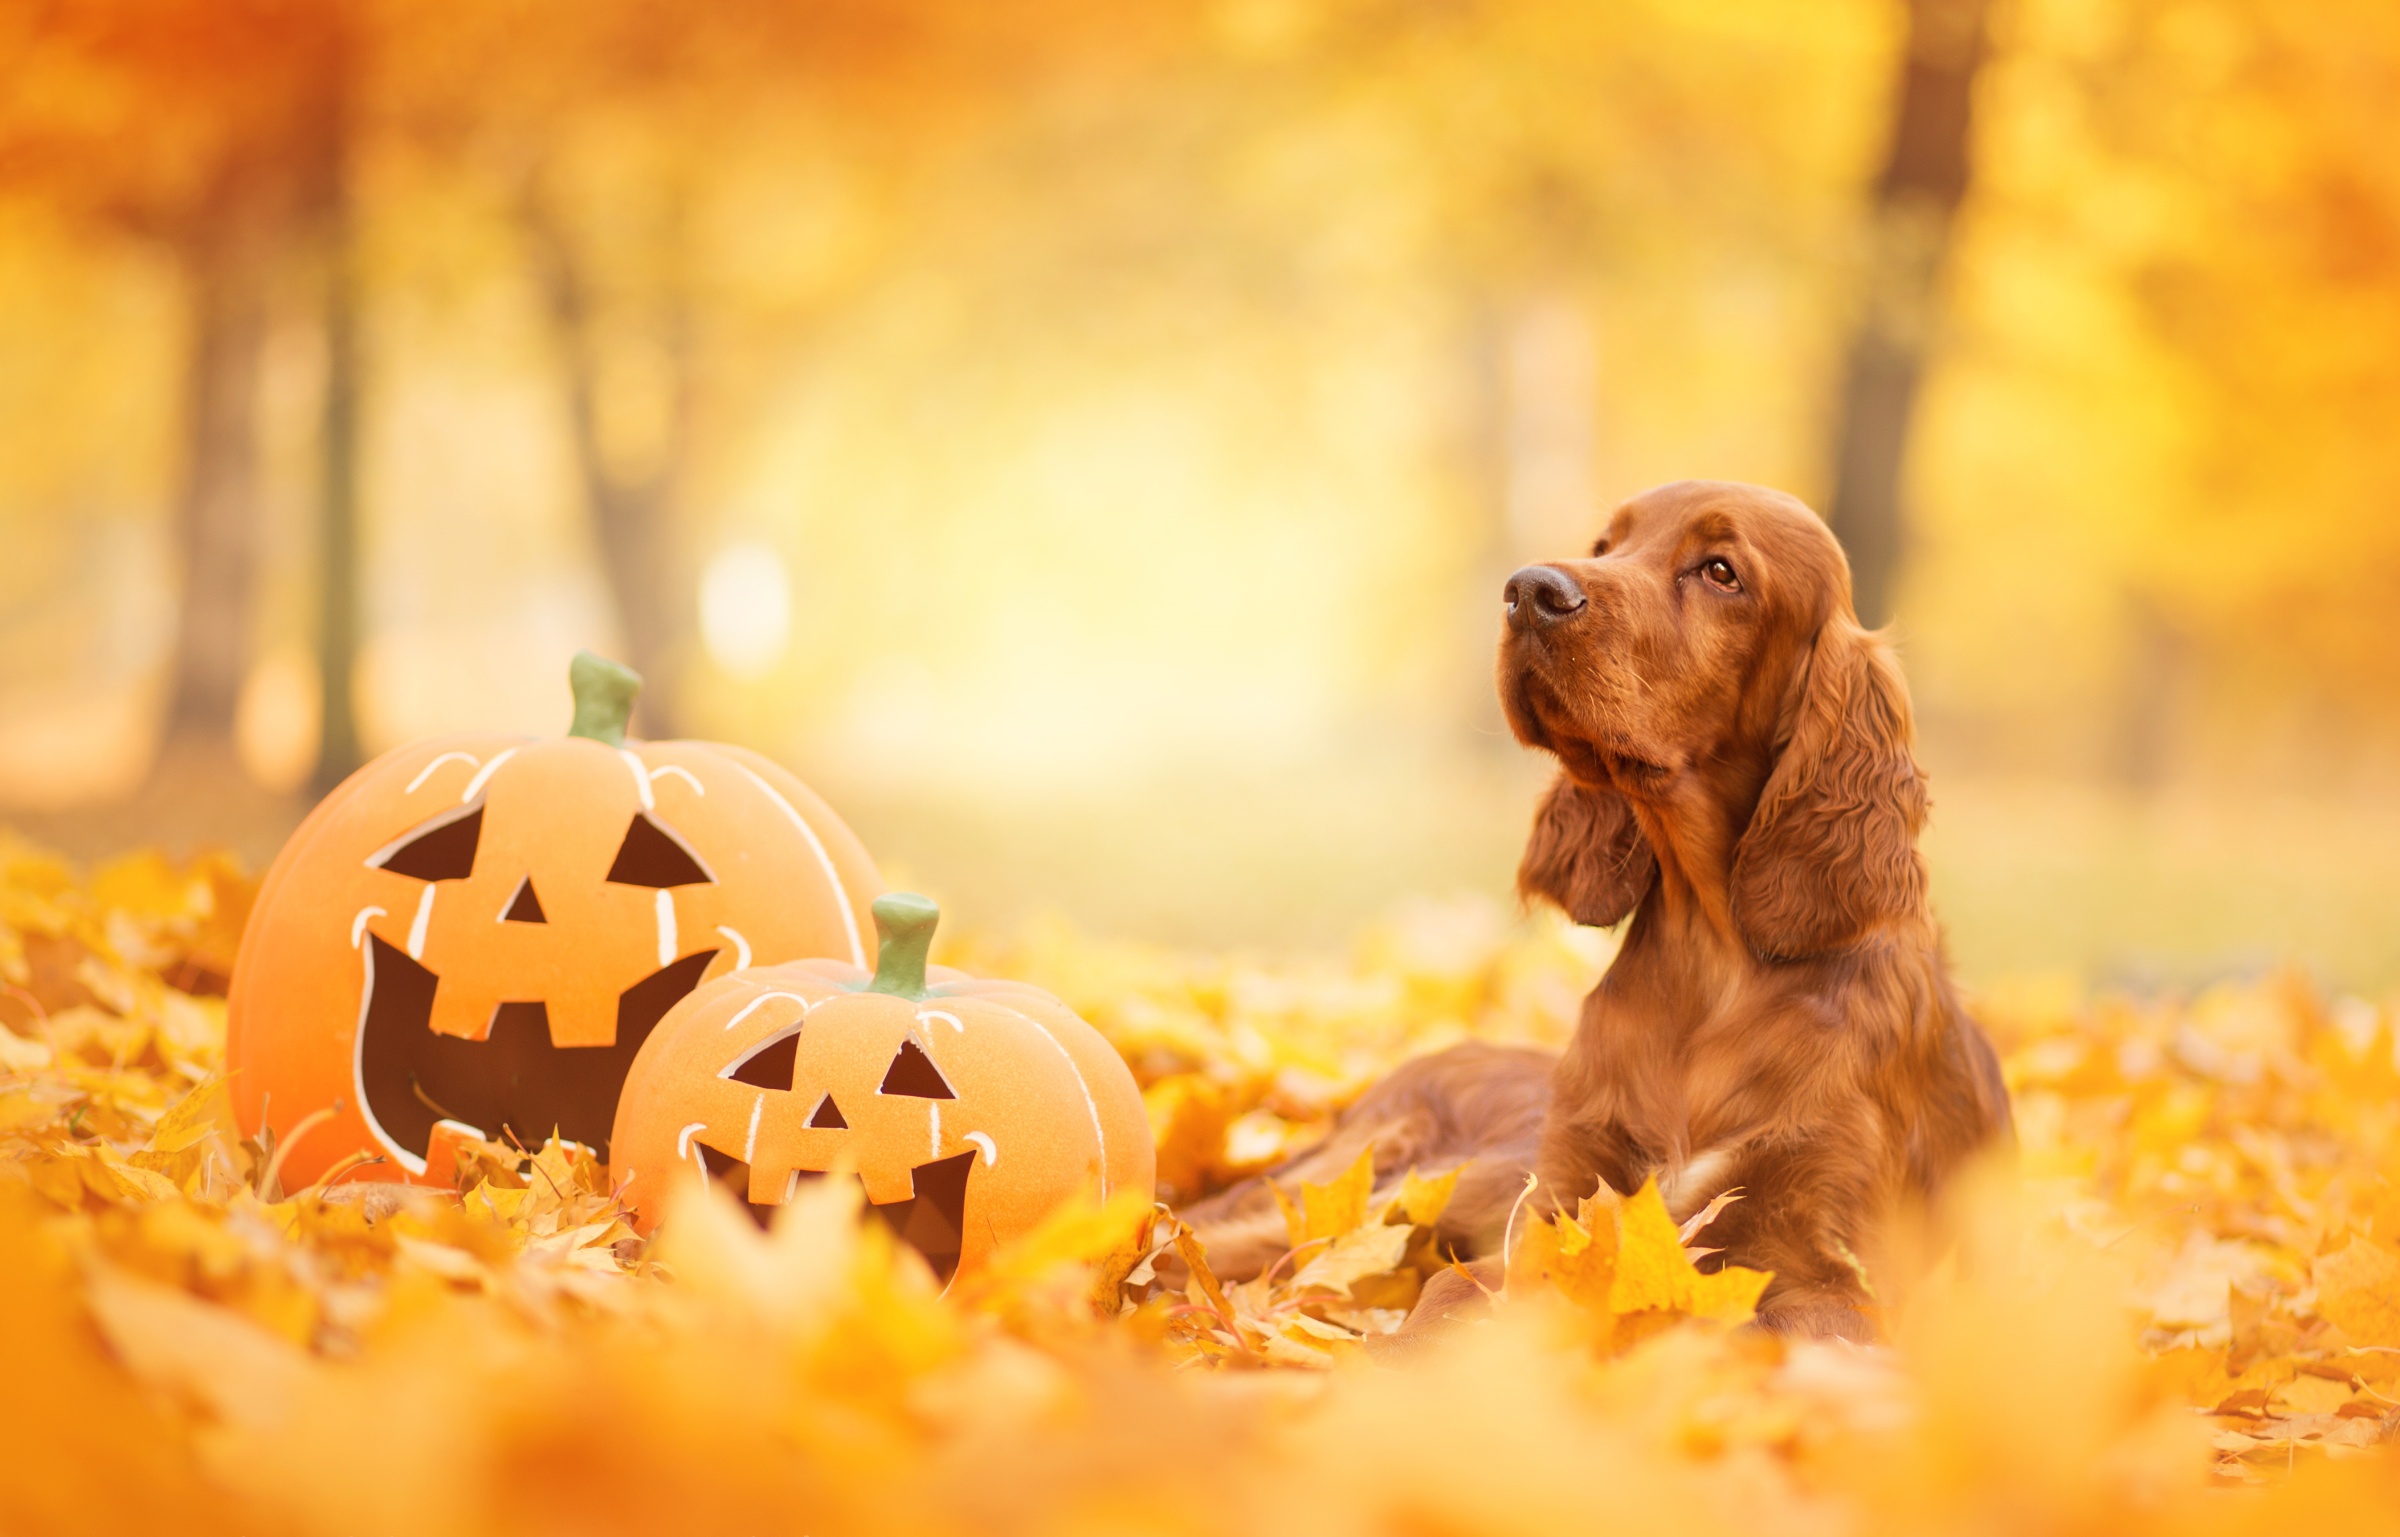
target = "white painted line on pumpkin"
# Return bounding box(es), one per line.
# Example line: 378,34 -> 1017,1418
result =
406,886 -> 436,961
350,906 -> 386,948
459,748 -> 519,804
655,889 -> 678,968
716,925 -> 752,970
364,798 -> 482,872
920,1009 -> 965,1033
648,764 -> 705,796
965,1131 -> 997,1167
724,991 -> 814,1032
1017,1015 -> 1109,1199
745,1093 -> 764,1162
677,1121 -> 706,1159
617,748 -> 654,811
929,1100 -> 941,1161
352,935 -> 428,1177
405,751 -> 480,795
718,1025 -> 800,1081
723,761 -> 865,966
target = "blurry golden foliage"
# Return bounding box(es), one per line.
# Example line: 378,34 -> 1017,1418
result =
16,0 -> 2396,803
5,835 -> 2400,1532
1913,0 -> 2400,777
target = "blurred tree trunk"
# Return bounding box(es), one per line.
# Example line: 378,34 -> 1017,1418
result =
1823,0 -> 1992,627
520,178 -> 696,738
310,6 -> 366,794
160,170 -> 276,759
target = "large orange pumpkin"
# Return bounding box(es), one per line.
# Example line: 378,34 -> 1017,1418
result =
609,893 -> 1153,1286
227,653 -> 881,1189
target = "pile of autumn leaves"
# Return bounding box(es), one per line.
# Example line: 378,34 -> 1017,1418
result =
4,837 -> 2400,1535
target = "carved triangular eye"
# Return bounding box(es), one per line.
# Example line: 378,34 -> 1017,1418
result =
878,1039 -> 954,1100
606,813 -> 713,888
724,1030 -> 799,1091
501,876 -> 546,923
807,1093 -> 847,1129
373,807 -> 482,882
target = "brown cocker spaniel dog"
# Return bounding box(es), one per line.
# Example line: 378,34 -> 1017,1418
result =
1183,481 -> 2010,1339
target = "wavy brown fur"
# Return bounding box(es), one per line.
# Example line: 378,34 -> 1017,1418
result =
1188,481 -> 2011,1340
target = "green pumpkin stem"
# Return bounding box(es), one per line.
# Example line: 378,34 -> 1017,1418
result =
865,893 -> 940,1000
566,651 -> 642,747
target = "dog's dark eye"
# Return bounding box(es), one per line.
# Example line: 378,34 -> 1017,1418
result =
1700,558 -> 1741,593
1590,538 -> 1610,557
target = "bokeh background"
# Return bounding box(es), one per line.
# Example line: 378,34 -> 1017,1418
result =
3,0 -> 2397,986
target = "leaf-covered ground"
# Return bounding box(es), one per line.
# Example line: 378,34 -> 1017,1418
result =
3,834 -> 2399,1535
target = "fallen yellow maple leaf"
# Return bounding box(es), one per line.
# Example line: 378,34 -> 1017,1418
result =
1610,1178 -> 1771,1324
1511,1194 -> 1618,1316
2315,1235 -> 2400,1362
1394,1164 -> 1461,1229
1300,1142 -> 1376,1245
1288,1219 -> 1413,1297
951,1182 -> 1155,1318
1511,1177 -> 1771,1345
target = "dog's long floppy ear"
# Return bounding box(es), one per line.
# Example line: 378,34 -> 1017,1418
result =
1731,618 -> 1928,960
1517,774 -> 1655,927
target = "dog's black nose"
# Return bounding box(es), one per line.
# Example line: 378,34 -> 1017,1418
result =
1504,565 -> 1587,631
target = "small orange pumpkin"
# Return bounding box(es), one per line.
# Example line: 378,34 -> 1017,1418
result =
227,653 -> 881,1189
610,893 -> 1153,1285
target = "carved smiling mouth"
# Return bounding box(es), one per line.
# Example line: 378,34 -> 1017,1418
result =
696,1141 -> 978,1287
356,937 -> 719,1172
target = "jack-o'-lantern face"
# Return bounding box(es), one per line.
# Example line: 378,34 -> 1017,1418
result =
351,767 -> 747,1168
610,895 -> 1154,1286
228,654 -> 882,1189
